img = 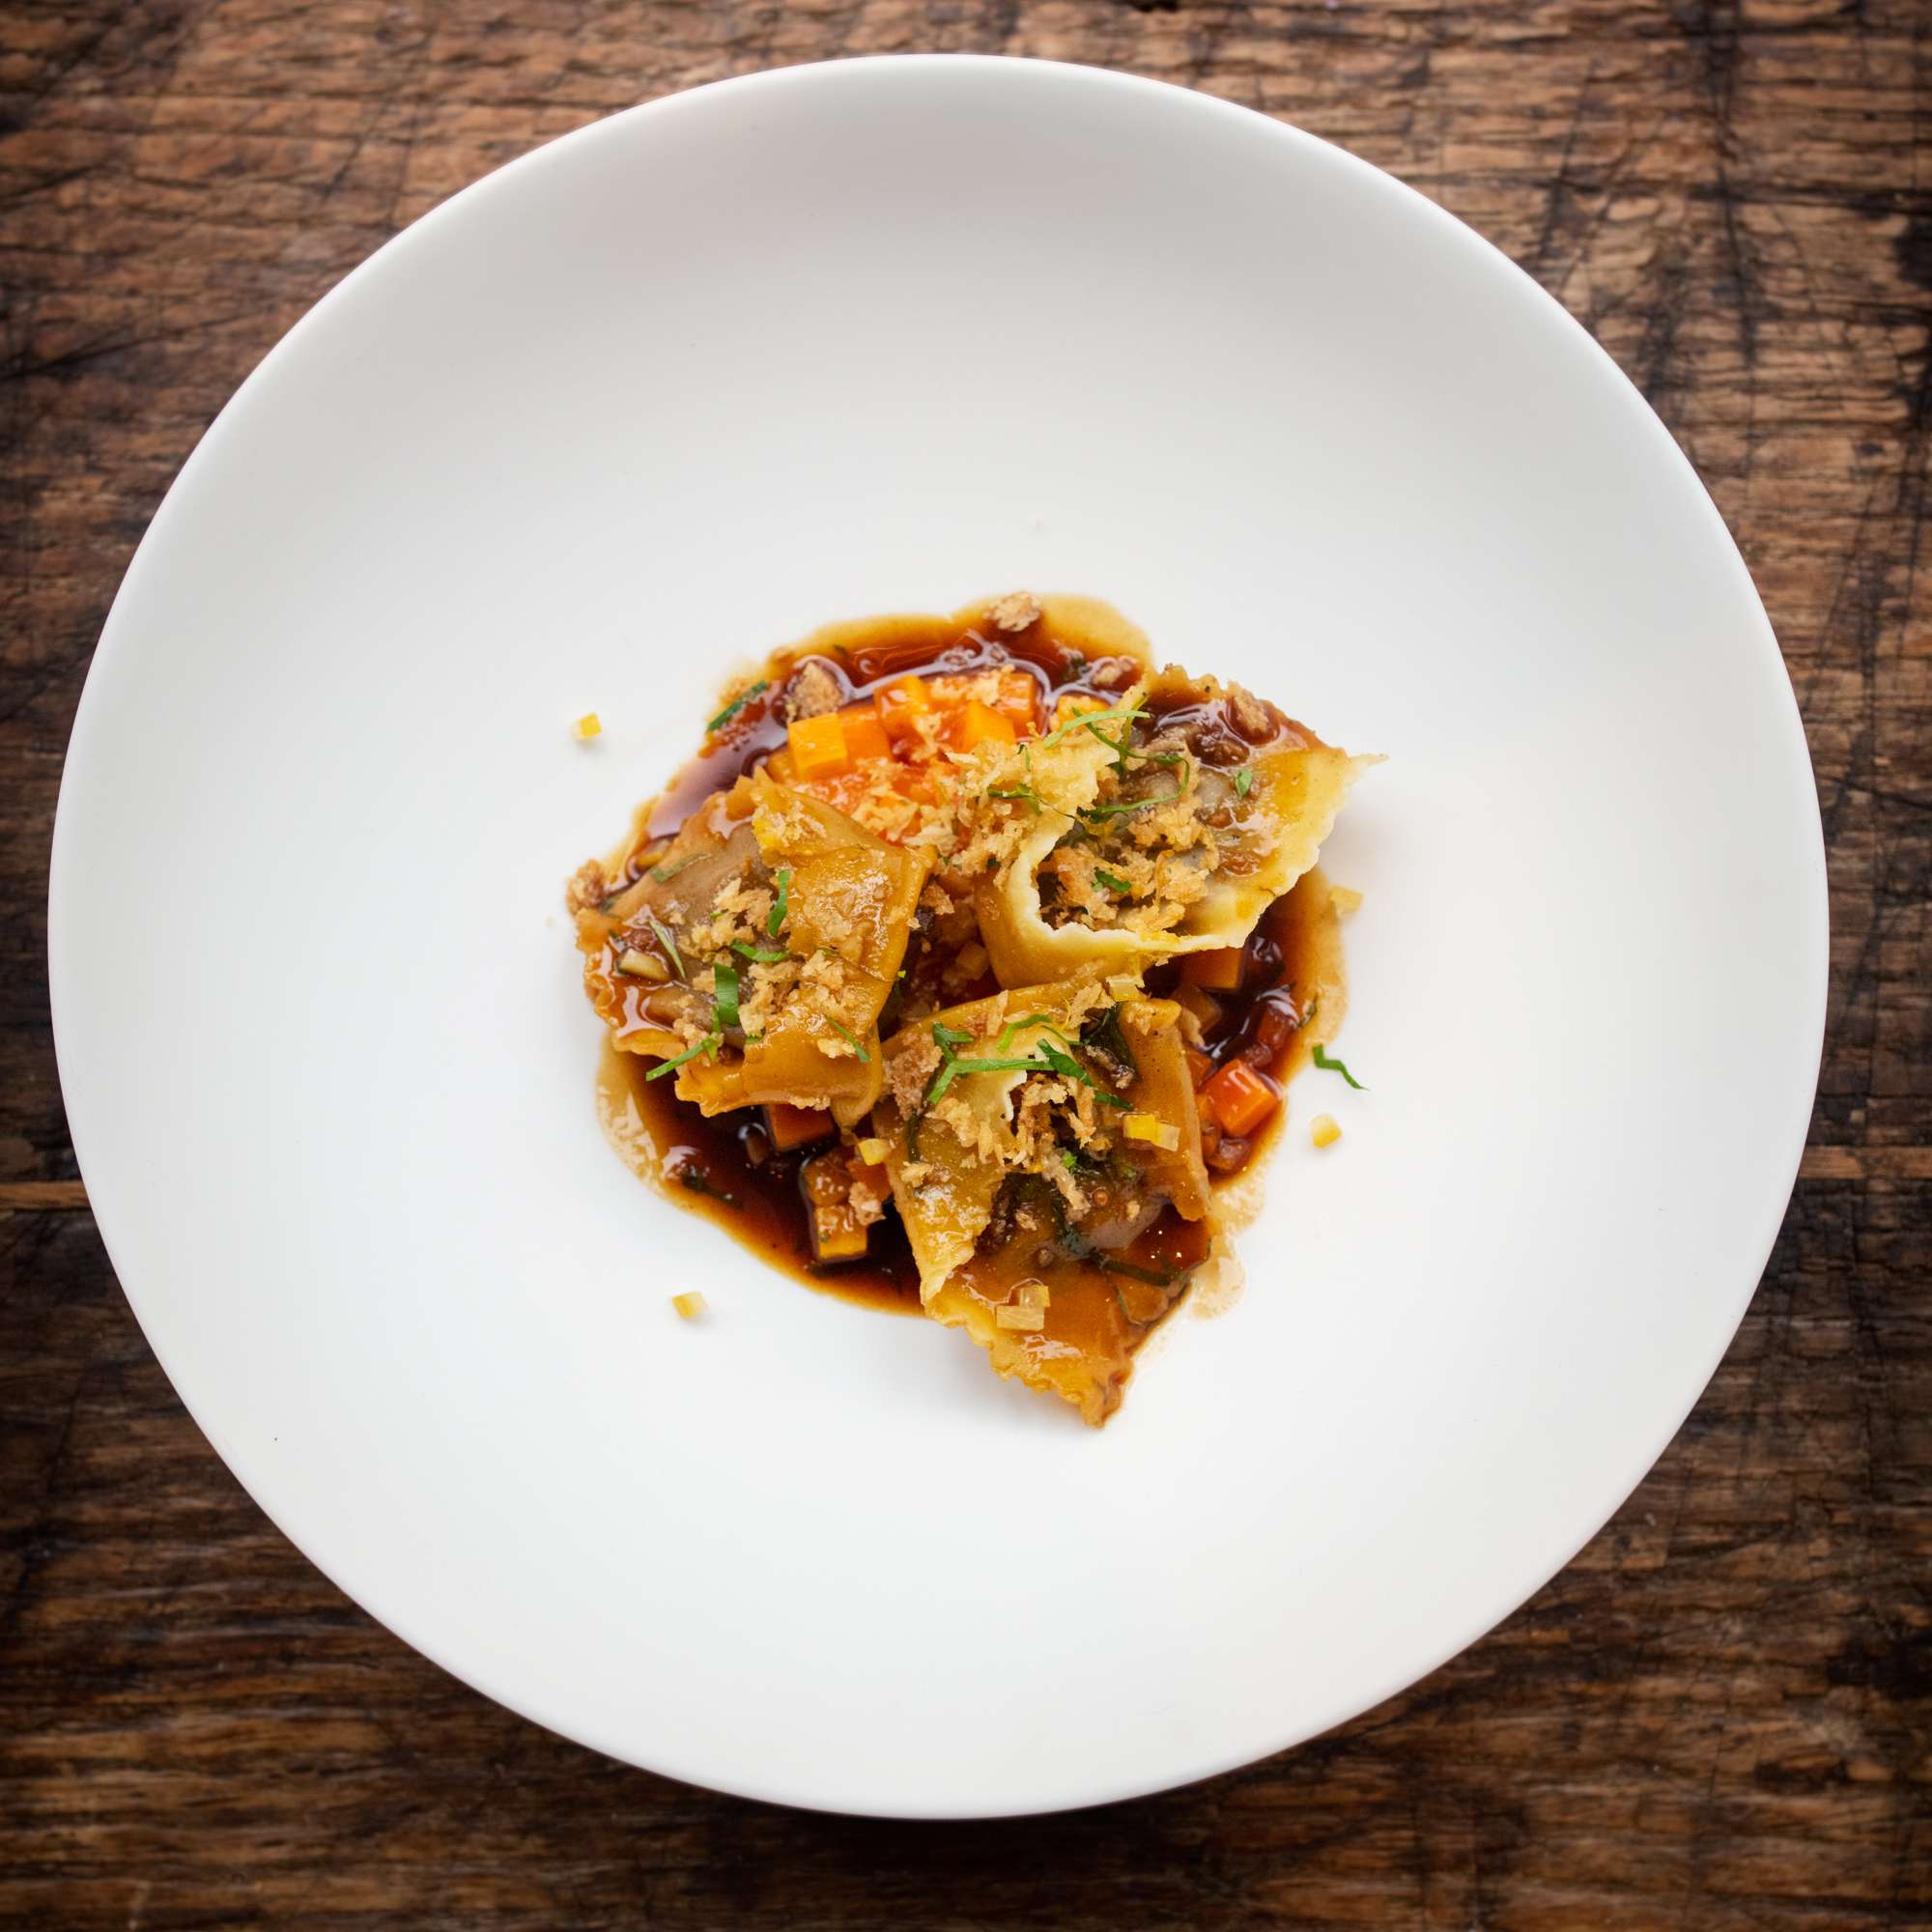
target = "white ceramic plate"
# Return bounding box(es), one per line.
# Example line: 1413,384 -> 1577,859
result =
50,56 -> 1825,1818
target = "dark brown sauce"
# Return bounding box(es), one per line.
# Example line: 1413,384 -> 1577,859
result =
591,599 -> 1348,1314
597,1039 -> 924,1315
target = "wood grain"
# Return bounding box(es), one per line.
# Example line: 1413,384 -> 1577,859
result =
3,2 -> 1927,1925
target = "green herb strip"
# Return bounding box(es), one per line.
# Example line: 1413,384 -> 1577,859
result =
1312,1042 -> 1367,1091
705,678 -> 769,734
1094,868 -> 1132,895
730,941 -> 787,964
994,1012 -> 1062,1053
649,855 -> 698,884
767,867 -> 791,938
645,1030 -> 721,1080
1081,783 -> 1183,821
1235,768 -> 1253,797
1038,698 -> 1148,751
644,912 -> 684,979
829,1018 -> 870,1063
712,956 -> 740,1032
1097,1256 -> 1177,1289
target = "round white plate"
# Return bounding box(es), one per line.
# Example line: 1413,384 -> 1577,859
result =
50,56 -> 1825,1817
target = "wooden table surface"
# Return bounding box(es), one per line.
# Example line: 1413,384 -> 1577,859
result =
4,3 -> 1927,1925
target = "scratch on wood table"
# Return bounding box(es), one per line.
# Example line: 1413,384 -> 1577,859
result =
2,3 -> 1927,1927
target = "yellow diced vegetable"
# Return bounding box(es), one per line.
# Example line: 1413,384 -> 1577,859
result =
574,712 -> 602,739
1105,975 -> 1141,1002
995,1302 -> 1046,1331
671,1291 -> 708,1320
1330,885 -> 1364,914
1122,1113 -> 1181,1151
811,1205 -> 868,1262
855,1136 -> 889,1167
1311,1113 -> 1342,1149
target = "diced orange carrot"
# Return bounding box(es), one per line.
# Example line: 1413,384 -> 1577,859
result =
991,668 -> 1040,733
952,697 -> 1017,752
1183,1046 -> 1213,1088
765,746 -> 798,783
1204,1060 -> 1279,1138
763,1102 -> 834,1152
838,704 -> 893,763
1182,947 -> 1246,992
787,712 -> 850,780
874,674 -> 932,745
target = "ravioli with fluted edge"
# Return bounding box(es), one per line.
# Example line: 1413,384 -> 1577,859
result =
570,594 -> 1375,1425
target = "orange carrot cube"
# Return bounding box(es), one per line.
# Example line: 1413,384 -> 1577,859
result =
839,705 -> 893,763
1182,947 -> 1246,992
874,674 -> 933,745
952,698 -> 1017,752
1203,1060 -> 1279,1138
787,712 -> 850,780
991,669 -> 1041,734
763,1102 -> 834,1151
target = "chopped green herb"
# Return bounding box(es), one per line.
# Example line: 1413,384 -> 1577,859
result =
1097,1256 -> 1178,1289
931,1022 -> 974,1049
987,782 -> 1041,813
1063,653 -> 1087,679
712,956 -> 740,1032
829,1018 -> 870,1063
673,1160 -> 739,1208
1062,1149 -> 1079,1172
1235,767 -> 1254,797
995,1011 -> 1062,1053
705,678 -> 769,734
983,854 -> 1000,872
1082,1003 -> 1140,1085
1038,697 -> 1147,751
1036,1038 -> 1128,1107
906,1108 -> 927,1161
767,867 -> 791,938
1312,1042 -> 1366,1090
1081,783 -> 1182,821
649,855 -> 698,884
730,940 -> 788,964
645,1030 -> 721,1080
1094,868 -> 1132,895
644,912 -> 684,979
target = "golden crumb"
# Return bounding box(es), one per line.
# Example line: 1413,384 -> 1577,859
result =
564,858 -> 606,914
671,1291 -> 708,1319
574,712 -> 602,739
987,591 -> 1041,634
1311,1114 -> 1342,1149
